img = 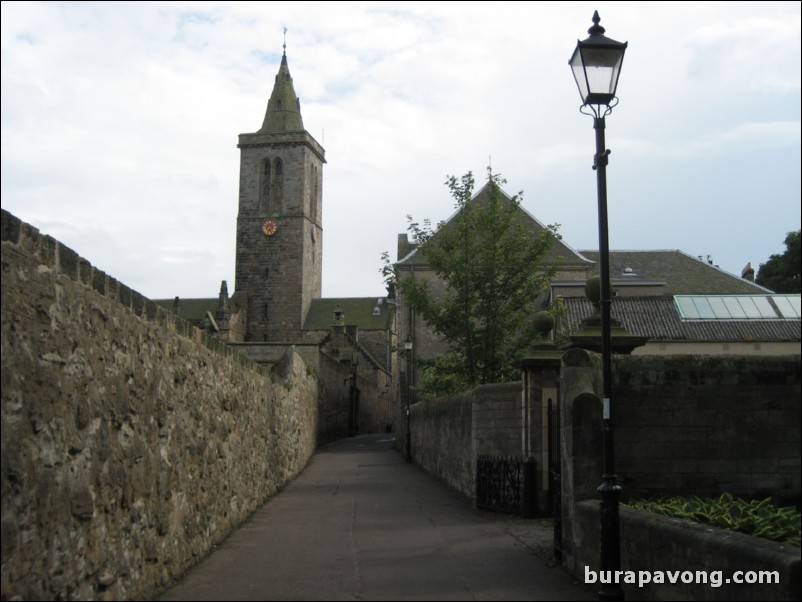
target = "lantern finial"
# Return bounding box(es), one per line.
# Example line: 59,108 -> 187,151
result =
589,11 -> 605,36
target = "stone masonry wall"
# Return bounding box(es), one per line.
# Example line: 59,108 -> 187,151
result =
355,366 -> 392,435
410,392 -> 474,499
316,357 -> 392,439
472,382 -> 525,457
559,350 -> 802,586
410,382 -> 523,500
1,209 -> 318,601
614,355 -> 801,504
574,501 -> 800,601
316,352 -> 351,443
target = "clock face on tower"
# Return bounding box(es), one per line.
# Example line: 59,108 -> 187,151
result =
262,220 -> 278,236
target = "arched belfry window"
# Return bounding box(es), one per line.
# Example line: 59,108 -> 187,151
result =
259,159 -> 272,214
310,164 -> 319,222
272,158 -> 284,212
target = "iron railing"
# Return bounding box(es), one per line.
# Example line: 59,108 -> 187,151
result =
476,454 -> 524,514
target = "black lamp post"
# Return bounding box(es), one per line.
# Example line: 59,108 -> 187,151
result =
404,337 -> 413,463
569,11 -> 627,602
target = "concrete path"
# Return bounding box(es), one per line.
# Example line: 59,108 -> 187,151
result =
159,434 -> 594,601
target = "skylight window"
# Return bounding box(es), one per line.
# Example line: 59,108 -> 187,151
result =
674,295 -> 801,321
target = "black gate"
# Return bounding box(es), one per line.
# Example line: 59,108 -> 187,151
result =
547,397 -> 562,562
476,455 -> 523,514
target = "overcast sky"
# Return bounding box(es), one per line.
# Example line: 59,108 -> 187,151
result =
2,1 -> 800,300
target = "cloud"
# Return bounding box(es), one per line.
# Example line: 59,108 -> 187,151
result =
1,1 -> 799,299
683,14 -> 802,93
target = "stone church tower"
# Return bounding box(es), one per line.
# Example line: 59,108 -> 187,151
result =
235,49 -> 326,342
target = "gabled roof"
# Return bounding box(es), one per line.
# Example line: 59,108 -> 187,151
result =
303,297 -> 394,331
563,296 -> 801,343
397,181 -> 594,269
578,250 -> 771,295
317,328 -> 391,373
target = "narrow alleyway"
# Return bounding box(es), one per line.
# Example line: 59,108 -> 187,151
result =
159,434 -> 594,601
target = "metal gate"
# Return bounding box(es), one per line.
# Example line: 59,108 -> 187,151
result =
547,398 -> 562,562
476,455 -> 524,514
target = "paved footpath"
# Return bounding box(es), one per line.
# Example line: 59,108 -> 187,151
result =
159,434 -> 594,601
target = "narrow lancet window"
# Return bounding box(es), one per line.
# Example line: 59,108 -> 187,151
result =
272,158 -> 284,211
259,159 -> 272,214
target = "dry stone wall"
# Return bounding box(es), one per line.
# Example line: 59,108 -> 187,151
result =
1,209 -> 318,601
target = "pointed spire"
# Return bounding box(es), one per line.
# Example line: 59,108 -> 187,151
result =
258,33 -> 304,134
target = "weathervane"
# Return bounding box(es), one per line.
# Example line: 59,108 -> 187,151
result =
283,27 -> 287,55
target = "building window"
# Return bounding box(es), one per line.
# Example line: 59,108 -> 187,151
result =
310,163 -> 319,222
272,158 -> 284,212
259,159 -> 272,214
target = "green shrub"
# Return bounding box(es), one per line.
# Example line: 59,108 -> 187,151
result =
628,493 -> 800,547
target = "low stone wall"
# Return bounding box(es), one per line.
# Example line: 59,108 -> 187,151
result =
575,501 -> 801,601
472,382 -> 524,456
1,210 -> 318,601
409,382 -> 522,500
410,392 -> 474,498
559,349 -> 802,600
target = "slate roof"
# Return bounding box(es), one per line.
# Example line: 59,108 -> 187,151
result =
563,296 -> 801,343
577,250 -> 771,295
303,297 -> 395,331
397,181 -> 593,269
153,298 -> 217,323
153,296 -> 393,335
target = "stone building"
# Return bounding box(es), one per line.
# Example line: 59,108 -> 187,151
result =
392,185 -> 801,400
233,49 -> 324,345
156,48 -> 398,432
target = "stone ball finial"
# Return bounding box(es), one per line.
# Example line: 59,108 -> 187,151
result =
585,276 -> 601,305
533,310 -> 555,337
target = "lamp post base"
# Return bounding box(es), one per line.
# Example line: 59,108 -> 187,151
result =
598,477 -> 624,601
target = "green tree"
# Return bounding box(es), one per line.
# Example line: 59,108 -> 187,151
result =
756,230 -> 801,293
391,169 -> 559,395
